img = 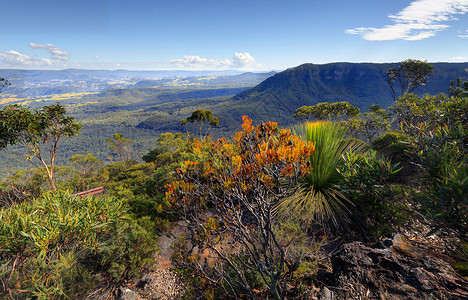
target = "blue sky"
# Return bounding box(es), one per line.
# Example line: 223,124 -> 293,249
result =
1,0 -> 467,71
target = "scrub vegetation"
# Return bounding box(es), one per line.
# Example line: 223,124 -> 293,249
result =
0,61 -> 467,299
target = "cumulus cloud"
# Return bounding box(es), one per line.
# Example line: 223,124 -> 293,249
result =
450,56 -> 466,61
0,50 -> 52,66
0,43 -> 71,67
232,52 -> 257,67
345,0 -> 468,41
170,52 -> 259,69
29,43 -> 70,61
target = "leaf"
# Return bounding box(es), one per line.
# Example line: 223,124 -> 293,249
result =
425,225 -> 442,237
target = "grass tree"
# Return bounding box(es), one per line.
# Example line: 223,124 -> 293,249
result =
279,121 -> 366,230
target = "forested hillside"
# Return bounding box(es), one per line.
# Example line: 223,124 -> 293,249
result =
1,63 -> 467,175
233,62 -> 468,124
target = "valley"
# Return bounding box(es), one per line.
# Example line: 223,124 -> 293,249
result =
1,62 -> 467,176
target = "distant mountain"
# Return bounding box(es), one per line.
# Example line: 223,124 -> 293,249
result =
231,62 -> 468,124
0,68 -> 273,101
0,69 -> 244,82
133,71 -> 276,88
0,69 -> 245,96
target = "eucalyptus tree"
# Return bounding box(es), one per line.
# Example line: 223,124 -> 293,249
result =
386,59 -> 434,101
180,109 -> 219,139
0,104 -> 82,190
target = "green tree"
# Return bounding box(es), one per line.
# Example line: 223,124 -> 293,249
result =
0,77 -> 10,92
0,104 -> 82,190
448,77 -> 468,98
69,154 -> 108,192
386,59 -> 434,101
180,109 -> 219,139
106,133 -> 132,162
294,101 -> 360,121
361,104 -> 391,142
142,132 -> 186,167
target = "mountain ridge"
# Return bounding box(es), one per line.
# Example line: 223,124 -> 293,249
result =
231,62 -> 468,124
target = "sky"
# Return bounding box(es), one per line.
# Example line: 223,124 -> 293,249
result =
0,0 -> 467,71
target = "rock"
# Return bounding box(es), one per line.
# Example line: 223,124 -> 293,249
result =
318,286 -> 333,300
118,287 -> 141,300
324,241 -> 468,299
151,292 -> 163,299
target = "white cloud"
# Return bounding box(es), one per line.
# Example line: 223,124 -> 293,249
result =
170,55 -> 232,69
458,29 -> 468,37
29,43 -> 70,61
345,0 -> 468,41
450,56 -> 466,61
170,52 -> 259,69
0,43 -> 71,68
0,50 -> 52,66
232,52 -> 257,67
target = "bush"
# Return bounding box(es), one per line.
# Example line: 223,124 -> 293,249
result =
371,131 -> 413,175
340,151 -> 408,237
166,116 -> 314,299
0,191 -> 157,299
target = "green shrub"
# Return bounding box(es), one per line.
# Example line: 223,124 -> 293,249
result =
340,151 -> 408,237
371,131 -> 413,174
415,139 -> 467,229
0,191 -> 157,299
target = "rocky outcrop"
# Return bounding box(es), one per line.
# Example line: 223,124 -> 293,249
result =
318,235 -> 468,299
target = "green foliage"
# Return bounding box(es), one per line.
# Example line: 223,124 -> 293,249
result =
180,109 -> 219,139
390,93 -> 467,231
412,126 -> 467,228
371,131 -> 413,173
99,216 -> 158,282
0,165 -> 85,204
0,77 -> 10,92
294,101 -> 360,121
448,77 -> 468,98
340,104 -> 391,143
451,242 -> 468,277
142,132 -> 186,166
280,121 -> 366,231
0,104 -> 82,190
340,150 -> 401,196
0,191 -> 157,299
360,105 -> 391,142
105,161 -> 174,224
69,154 -> 108,192
339,151 -> 407,237
392,93 -> 468,131
106,133 -> 132,162
386,59 -> 434,100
